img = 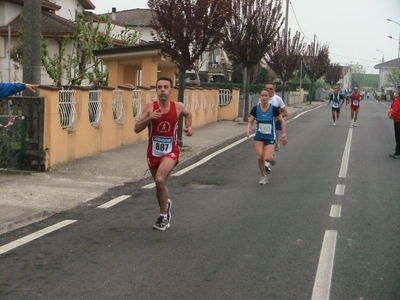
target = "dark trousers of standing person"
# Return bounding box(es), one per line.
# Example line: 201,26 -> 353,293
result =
395,122 -> 400,155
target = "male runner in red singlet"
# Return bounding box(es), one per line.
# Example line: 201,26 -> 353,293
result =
134,77 -> 193,230
348,87 -> 364,127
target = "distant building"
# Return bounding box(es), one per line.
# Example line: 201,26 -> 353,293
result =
99,8 -> 233,84
336,65 -> 352,90
374,58 -> 400,93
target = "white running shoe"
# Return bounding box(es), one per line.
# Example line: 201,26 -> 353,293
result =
264,161 -> 271,173
333,122 -> 336,126
259,177 -> 268,185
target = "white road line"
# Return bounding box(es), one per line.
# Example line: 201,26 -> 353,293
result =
142,106 -> 319,189
97,195 -> 131,209
142,182 -> 156,189
292,105 -> 322,120
172,136 -> 250,177
0,220 -> 77,255
142,136 -> 253,188
329,205 -> 342,218
335,184 -> 345,195
311,230 -> 338,300
339,128 -> 353,178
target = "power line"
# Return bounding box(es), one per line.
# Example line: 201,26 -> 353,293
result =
329,52 -> 378,63
289,1 -> 312,41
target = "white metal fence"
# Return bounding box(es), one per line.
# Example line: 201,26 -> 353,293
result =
219,89 -> 232,106
132,90 -> 143,119
112,90 -> 124,123
59,90 -> 77,130
88,90 -> 103,126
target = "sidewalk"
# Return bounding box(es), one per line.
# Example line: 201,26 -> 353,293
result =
0,102 -> 322,235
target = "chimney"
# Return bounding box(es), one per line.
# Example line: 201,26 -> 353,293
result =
111,7 -> 116,21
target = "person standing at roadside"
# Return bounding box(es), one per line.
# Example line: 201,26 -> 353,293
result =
327,87 -> 344,126
247,88 -> 288,185
348,87 -> 364,127
134,77 -> 193,230
388,84 -> 400,158
0,82 -> 38,97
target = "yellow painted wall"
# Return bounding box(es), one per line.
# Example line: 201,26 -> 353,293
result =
219,88 -> 240,121
40,84 -> 239,170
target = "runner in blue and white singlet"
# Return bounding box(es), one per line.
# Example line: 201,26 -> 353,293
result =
327,87 -> 344,126
247,88 -> 288,185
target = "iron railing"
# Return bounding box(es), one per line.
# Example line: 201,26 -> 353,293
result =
112,90 -> 124,123
132,90 -> 143,119
219,89 -> 232,106
88,90 -> 103,126
59,90 -> 77,130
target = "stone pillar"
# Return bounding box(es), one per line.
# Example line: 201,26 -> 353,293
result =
141,57 -> 158,87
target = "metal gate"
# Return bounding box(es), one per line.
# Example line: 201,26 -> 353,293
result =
0,110 -> 28,170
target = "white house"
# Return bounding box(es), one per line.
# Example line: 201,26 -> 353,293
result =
374,58 -> 400,93
98,8 -> 233,84
0,0 -> 133,85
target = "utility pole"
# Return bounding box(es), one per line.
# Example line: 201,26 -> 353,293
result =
284,0 -> 289,41
23,0 -> 41,96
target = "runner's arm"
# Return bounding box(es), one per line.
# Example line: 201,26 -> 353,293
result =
247,115 -> 255,138
176,102 -> 193,136
134,102 -> 159,133
277,114 -> 288,145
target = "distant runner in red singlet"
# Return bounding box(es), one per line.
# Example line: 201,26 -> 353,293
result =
349,87 -> 364,127
134,77 -> 193,231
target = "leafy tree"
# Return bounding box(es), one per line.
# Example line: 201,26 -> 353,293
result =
148,0 -> 231,146
324,63 -> 342,86
232,62 -> 270,84
40,13 -> 140,86
221,0 -> 283,121
383,69 -> 400,89
265,29 -> 305,103
348,62 -> 367,88
303,39 -> 330,103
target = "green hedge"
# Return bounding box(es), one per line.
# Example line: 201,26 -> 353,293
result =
199,82 -> 312,93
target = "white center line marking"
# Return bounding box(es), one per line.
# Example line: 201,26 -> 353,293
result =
335,184 -> 345,195
339,128 -> 353,178
141,136 -> 251,189
141,106 -> 319,189
329,205 -> 342,218
0,220 -> 77,255
311,230 -> 338,300
172,137 -> 249,177
97,195 -> 131,209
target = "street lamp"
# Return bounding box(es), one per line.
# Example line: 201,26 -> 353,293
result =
376,49 -> 385,63
386,18 -> 400,86
388,35 -> 399,41
376,50 -> 385,91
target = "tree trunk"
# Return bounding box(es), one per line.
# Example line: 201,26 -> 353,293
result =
309,81 -> 314,104
23,0 -> 41,95
281,81 -> 286,104
243,66 -> 250,122
177,69 -> 186,147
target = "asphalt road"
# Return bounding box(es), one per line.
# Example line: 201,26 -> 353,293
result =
0,98 -> 399,300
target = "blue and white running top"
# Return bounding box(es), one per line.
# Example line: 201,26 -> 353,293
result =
252,104 -> 279,141
331,93 -> 342,108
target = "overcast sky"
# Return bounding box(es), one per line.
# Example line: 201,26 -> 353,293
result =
93,0 -> 400,74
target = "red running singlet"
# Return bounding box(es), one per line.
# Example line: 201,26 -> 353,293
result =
147,101 -> 180,169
